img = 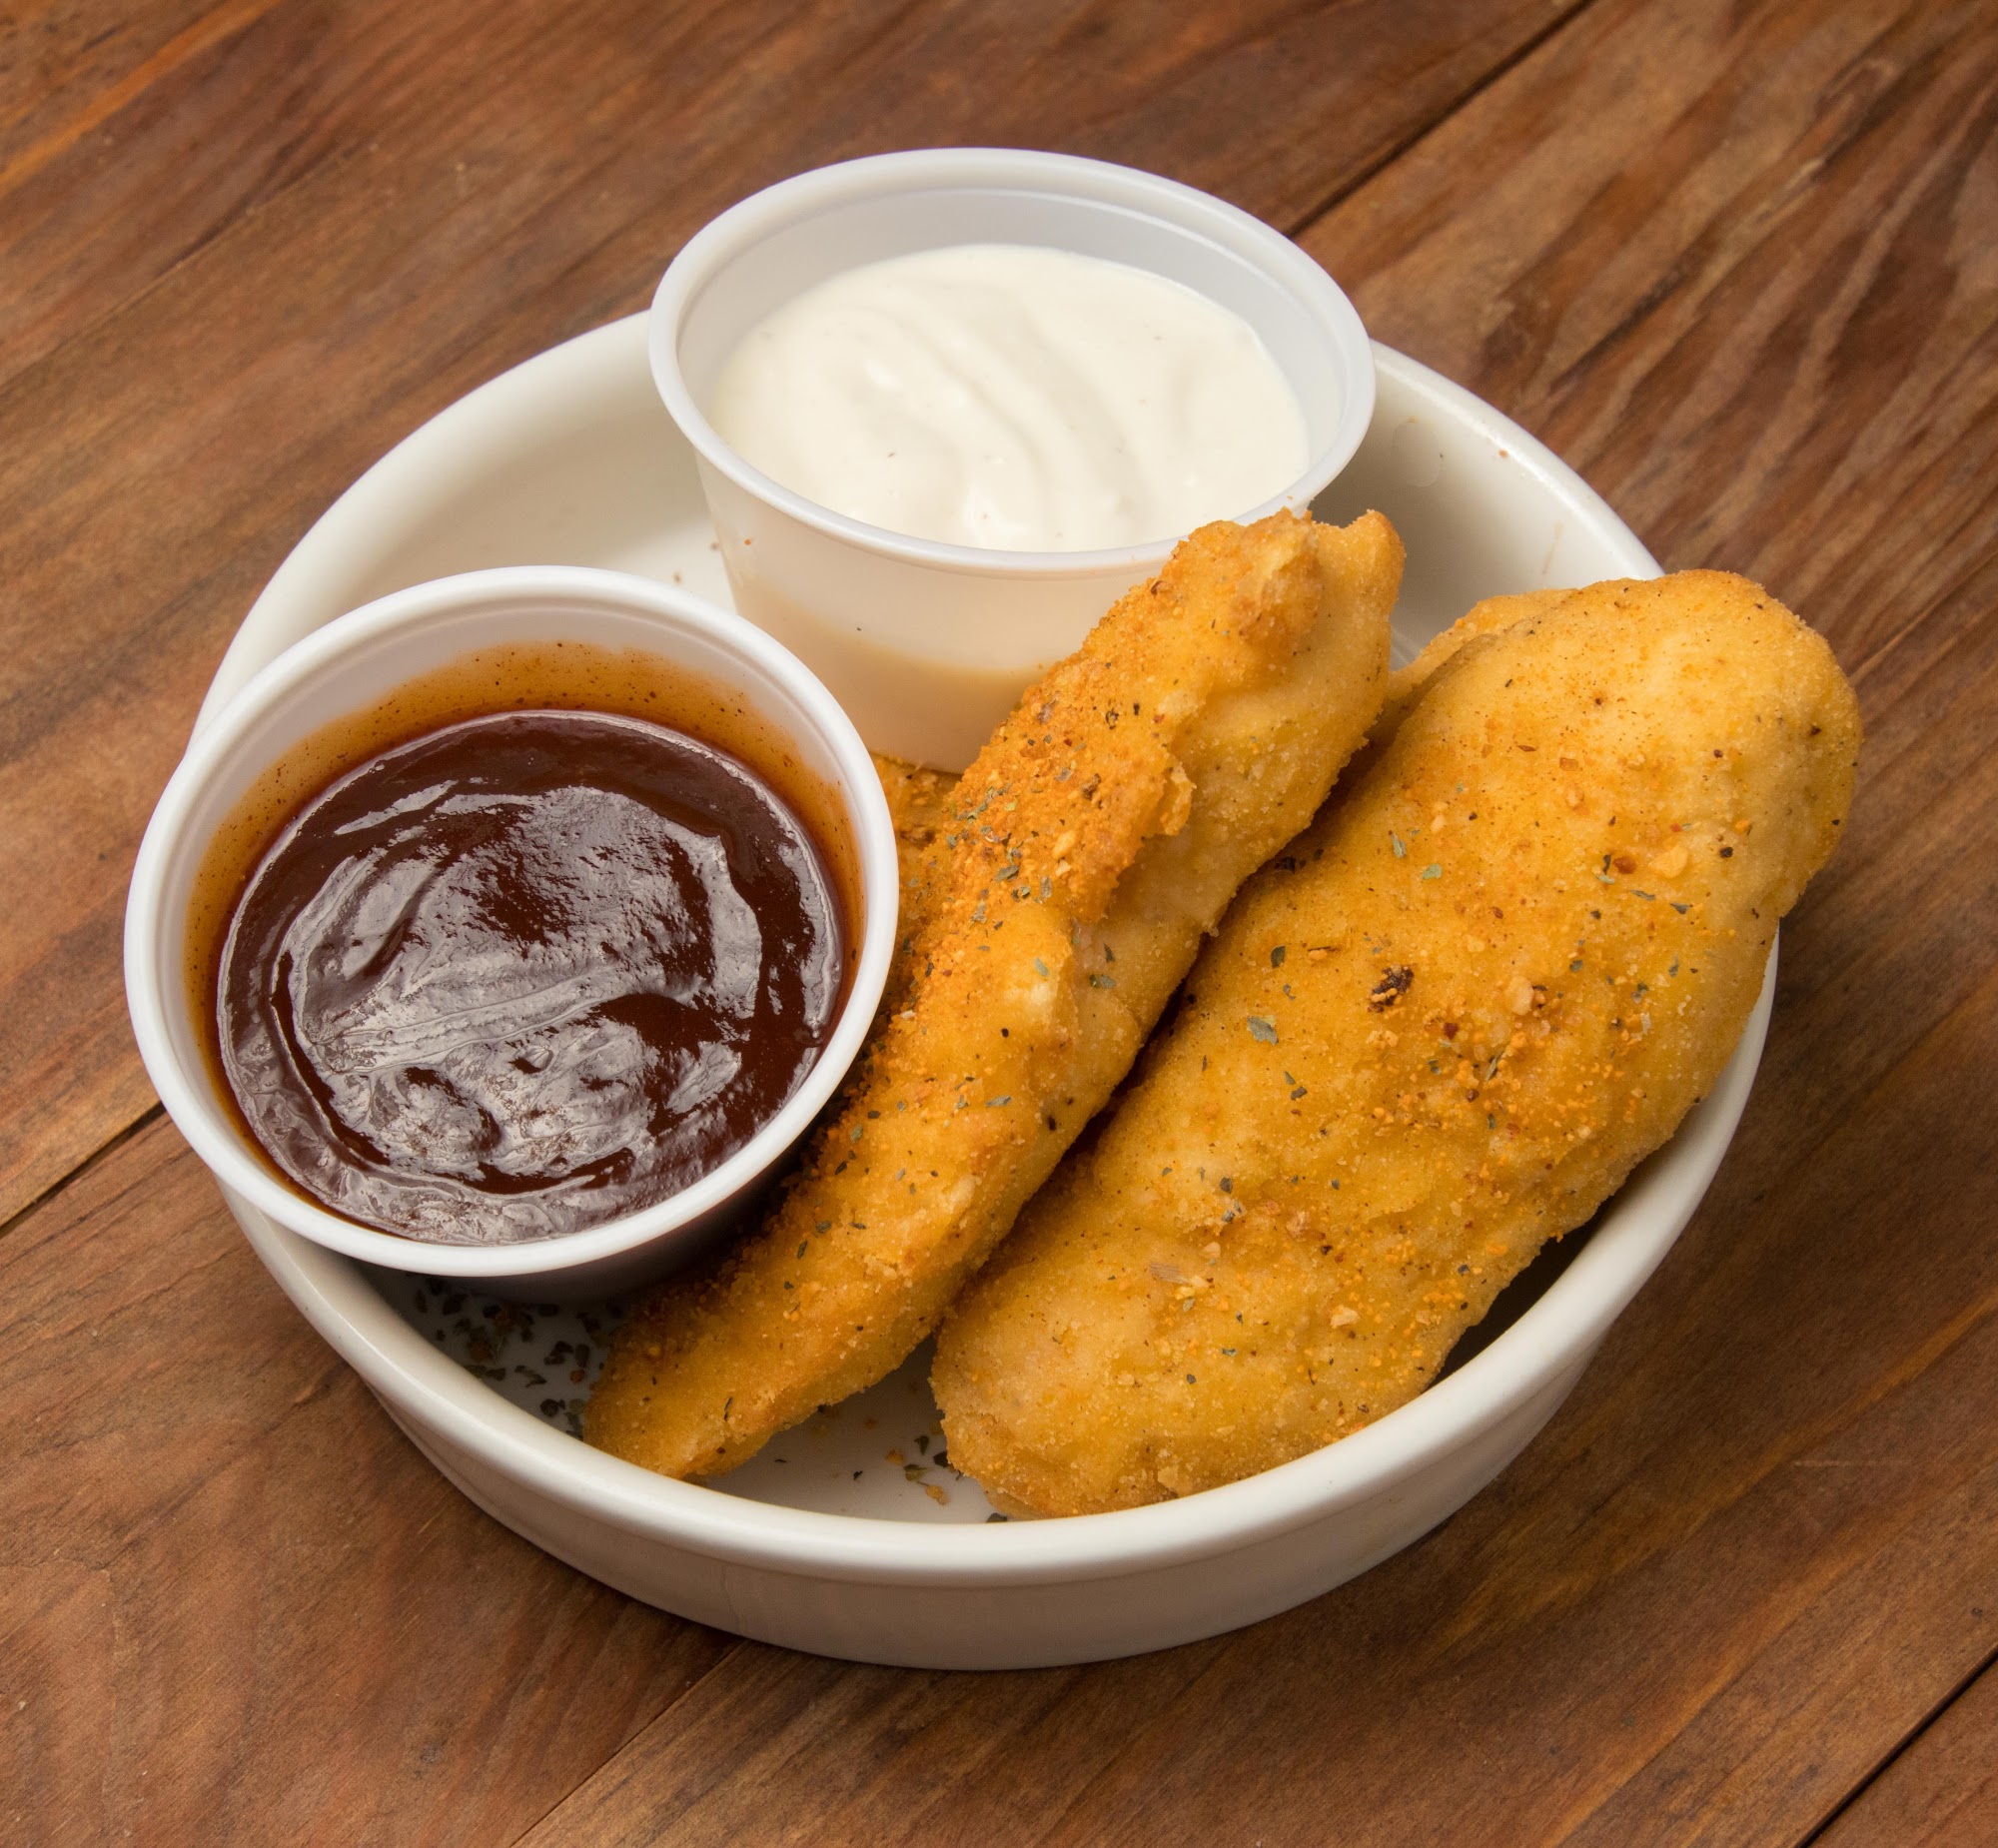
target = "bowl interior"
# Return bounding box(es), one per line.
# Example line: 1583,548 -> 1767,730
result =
209,317 -> 1710,1540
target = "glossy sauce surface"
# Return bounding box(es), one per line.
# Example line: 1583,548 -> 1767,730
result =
218,709 -> 844,1244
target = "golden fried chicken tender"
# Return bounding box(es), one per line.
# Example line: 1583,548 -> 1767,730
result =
1334,588 -> 1580,793
1390,587 -> 1575,718
872,753 -> 960,1016
933,571 -> 1860,1515
587,510 -> 1403,1477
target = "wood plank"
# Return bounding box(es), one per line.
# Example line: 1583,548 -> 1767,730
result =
0,0 -> 1590,1226
0,0 -> 283,173
0,1114 -> 739,1847
1815,1659 -> 1998,1848
504,0 -> 1998,1840
1302,0 -> 1998,657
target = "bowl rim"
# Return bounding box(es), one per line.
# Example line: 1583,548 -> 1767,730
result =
188,318 -> 1770,1585
125,564 -> 900,1283
648,146 -> 1378,578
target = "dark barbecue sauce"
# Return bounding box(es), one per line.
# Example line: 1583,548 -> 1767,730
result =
217,709 -> 843,1245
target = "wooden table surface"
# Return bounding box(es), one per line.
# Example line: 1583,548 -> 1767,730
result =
5,0 -> 1995,1841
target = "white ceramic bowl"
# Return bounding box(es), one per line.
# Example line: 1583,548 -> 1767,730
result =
126,566 -> 899,1299
188,316 -> 1772,1668
650,149 -> 1377,767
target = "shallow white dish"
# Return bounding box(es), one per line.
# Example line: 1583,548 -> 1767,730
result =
196,314 -> 1771,1669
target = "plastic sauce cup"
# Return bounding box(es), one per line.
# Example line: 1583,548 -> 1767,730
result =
124,567 -> 898,1299
649,148 -> 1376,769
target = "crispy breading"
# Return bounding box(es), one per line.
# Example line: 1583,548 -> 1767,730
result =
1390,586 -> 1574,717
872,753 -> 960,1016
1333,588 -> 1581,795
933,571 -> 1861,1516
586,510 -> 1403,1478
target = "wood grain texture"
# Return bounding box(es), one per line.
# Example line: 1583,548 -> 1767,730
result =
0,0 -> 285,181
6,0 -> 1997,1840
1816,1658 -> 1998,1847
0,1116 -> 739,1848
0,0 -> 1588,1227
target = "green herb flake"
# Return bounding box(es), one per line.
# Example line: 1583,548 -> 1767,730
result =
1390,831 -> 1407,858
1089,973 -> 1116,989
986,1095 -> 1012,1108
1033,957 -> 1050,976
1421,863 -> 1442,880
1247,1015 -> 1279,1044
1270,945 -> 1287,968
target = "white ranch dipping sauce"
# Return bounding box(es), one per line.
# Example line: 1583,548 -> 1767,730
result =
707,244 -> 1309,552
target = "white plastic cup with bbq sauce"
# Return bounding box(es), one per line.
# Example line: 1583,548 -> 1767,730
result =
649,148 -> 1377,769
124,567 -> 898,1299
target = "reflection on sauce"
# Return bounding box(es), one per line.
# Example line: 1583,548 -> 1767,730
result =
217,710 -> 843,1245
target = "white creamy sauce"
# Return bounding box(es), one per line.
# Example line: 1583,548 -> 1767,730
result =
707,243 -> 1310,552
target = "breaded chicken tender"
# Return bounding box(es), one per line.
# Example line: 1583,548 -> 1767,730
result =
1334,588 -> 1581,793
587,510 -> 1403,1478
872,753 -> 959,1015
1390,587 -> 1575,718
934,572 -> 1860,1515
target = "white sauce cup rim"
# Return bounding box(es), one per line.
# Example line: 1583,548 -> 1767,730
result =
649,147 -> 1377,577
